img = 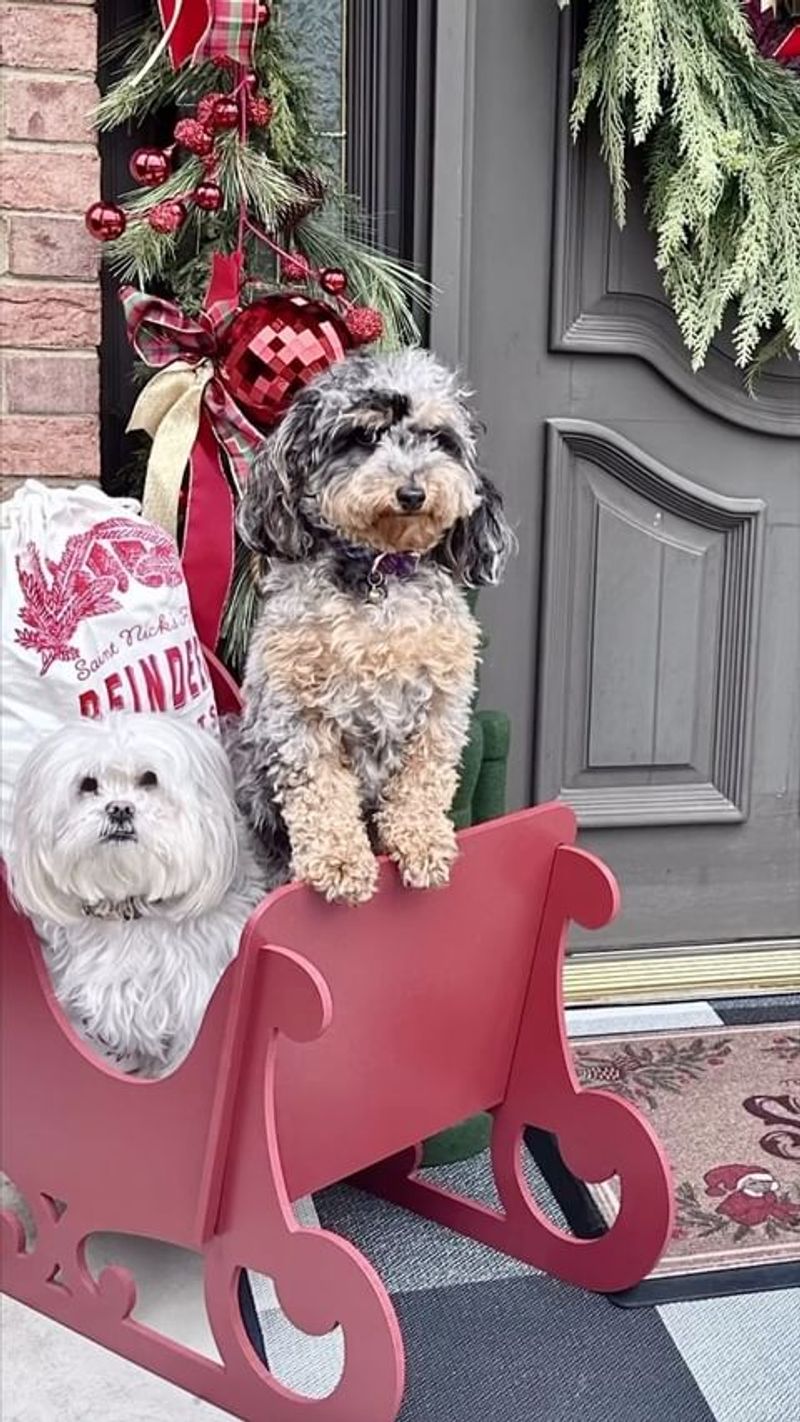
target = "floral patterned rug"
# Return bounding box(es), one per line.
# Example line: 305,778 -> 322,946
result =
572,1024 -> 800,1279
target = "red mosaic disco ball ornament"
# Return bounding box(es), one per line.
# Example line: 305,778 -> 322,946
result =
217,294 -> 353,429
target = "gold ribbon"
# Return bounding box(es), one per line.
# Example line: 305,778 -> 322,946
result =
127,360 -> 214,538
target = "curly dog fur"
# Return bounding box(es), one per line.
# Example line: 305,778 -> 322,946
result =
231,348 -> 514,903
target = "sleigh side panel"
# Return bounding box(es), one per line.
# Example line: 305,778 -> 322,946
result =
235,804 -> 576,1202
0,882 -> 235,1248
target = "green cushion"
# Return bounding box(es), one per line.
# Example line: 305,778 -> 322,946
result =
421,1112 -> 493,1167
451,714 -> 484,830
472,710 -> 511,825
426,599 -> 510,1166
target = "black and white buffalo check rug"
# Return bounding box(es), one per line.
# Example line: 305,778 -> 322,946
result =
3,996 -> 798,1422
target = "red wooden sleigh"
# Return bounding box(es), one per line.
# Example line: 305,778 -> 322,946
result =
0,657 -> 673,1422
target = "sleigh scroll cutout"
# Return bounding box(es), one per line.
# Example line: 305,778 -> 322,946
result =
354,843 -> 674,1296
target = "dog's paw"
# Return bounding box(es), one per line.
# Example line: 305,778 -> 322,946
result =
295,842 -> 379,905
381,812 -> 458,891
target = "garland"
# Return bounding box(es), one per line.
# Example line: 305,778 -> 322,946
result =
566,0 -> 800,373
91,2 -> 430,672
93,5 -> 427,347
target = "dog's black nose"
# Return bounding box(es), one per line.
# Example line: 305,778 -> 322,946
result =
105,800 -> 134,822
396,485 -> 426,512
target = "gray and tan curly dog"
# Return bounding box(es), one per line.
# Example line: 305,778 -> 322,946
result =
231,348 -> 514,904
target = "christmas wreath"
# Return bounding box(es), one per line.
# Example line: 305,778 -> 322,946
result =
562,0 -> 800,376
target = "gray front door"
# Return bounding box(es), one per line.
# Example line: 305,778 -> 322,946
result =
430,0 -> 800,950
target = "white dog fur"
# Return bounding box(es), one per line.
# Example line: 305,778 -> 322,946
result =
6,713 -> 265,1076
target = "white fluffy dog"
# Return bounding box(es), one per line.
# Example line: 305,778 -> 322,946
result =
6,713 -> 265,1076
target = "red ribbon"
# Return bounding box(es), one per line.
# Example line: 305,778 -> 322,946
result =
122,254 -> 257,653
121,252 -> 263,497
775,24 -> 800,58
156,0 -> 262,70
182,411 -> 236,652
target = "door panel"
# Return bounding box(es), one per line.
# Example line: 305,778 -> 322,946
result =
429,0 -> 800,951
537,421 -> 764,829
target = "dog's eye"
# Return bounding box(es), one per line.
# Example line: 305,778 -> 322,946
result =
352,426 -> 381,449
79,776 -> 98,795
430,430 -> 463,459
138,770 -> 158,789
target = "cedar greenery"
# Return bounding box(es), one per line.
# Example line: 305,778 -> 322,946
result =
568,0 -> 800,371
94,7 -> 428,346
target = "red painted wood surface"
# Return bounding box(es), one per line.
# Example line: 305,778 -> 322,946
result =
1,784 -> 673,1420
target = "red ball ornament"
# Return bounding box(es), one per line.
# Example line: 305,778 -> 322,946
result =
247,95 -> 274,127
193,180 -> 224,213
174,118 -> 214,156
148,200 -> 188,235
129,147 -> 171,187
217,295 -> 352,428
209,96 -> 240,131
346,306 -> 384,345
281,253 -> 311,283
197,92 -> 227,129
84,201 -> 127,242
320,267 -> 348,297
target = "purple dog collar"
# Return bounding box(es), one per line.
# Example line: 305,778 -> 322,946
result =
371,552 -> 420,578
365,550 -> 421,601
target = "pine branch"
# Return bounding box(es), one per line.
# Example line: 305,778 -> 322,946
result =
570,0 -> 800,370
94,2 -> 429,345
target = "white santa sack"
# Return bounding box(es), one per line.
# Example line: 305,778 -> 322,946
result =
1,480 -> 218,855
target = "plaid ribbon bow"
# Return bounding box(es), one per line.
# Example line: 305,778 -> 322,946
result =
122,255 -> 263,531
121,255 -> 258,650
156,0 -> 262,70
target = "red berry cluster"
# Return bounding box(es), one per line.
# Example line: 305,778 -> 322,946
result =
85,75 -> 275,242
279,255 -> 383,345
83,36 -> 384,347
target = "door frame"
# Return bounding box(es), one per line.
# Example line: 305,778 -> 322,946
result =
427,0 -> 798,1001
346,0 -> 435,280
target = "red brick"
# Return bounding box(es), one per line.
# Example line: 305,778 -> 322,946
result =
0,414 -> 99,479
3,74 -> 99,144
0,4 -> 97,73
0,282 -> 101,348
6,213 -> 98,281
2,350 -> 98,414
0,146 -> 98,212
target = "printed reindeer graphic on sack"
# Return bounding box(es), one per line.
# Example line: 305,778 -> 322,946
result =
14,518 -> 215,723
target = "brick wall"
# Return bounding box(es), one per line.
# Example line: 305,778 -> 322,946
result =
0,0 -> 101,497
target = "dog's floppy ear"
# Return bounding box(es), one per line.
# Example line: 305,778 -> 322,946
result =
435,471 -> 515,587
236,396 -> 318,561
